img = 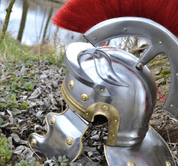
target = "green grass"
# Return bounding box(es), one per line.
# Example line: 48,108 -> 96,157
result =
161,69 -> 171,78
0,31 -> 66,67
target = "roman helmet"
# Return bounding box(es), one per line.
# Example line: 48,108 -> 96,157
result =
28,17 -> 178,166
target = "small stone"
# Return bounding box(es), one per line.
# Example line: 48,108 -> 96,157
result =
90,135 -> 100,140
22,91 -> 28,95
103,136 -> 108,140
173,151 -> 178,156
154,67 -> 162,75
44,99 -> 50,108
88,151 -> 94,157
52,81 -> 58,88
23,96 -> 27,101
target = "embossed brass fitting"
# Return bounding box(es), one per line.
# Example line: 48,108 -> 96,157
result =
31,138 -> 37,147
101,104 -> 109,110
66,137 -> 74,146
165,161 -> 171,166
68,80 -> 74,89
49,116 -> 56,125
127,160 -> 136,166
80,93 -> 89,102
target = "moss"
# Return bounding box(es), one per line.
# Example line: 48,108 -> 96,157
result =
161,70 -> 171,78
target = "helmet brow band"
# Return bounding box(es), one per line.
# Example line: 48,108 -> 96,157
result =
61,80 -> 120,146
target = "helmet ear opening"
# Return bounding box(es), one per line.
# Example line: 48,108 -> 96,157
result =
92,115 -> 108,127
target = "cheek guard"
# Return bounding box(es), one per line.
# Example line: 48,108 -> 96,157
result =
28,17 -> 177,166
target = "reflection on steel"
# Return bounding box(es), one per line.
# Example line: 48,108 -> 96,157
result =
61,82 -> 120,146
84,17 -> 178,119
28,17 -> 177,165
64,44 -> 156,146
104,127 -> 175,166
28,108 -> 89,162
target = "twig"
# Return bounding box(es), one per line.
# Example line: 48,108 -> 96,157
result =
0,75 -> 12,82
168,143 -> 178,145
167,129 -> 171,143
0,0 -> 16,44
82,152 -> 93,162
173,155 -> 178,161
94,122 -> 108,128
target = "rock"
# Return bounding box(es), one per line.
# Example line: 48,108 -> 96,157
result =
44,98 -> 50,108
90,135 -> 100,140
52,81 -> 58,88
154,67 -> 162,75
28,88 -> 42,99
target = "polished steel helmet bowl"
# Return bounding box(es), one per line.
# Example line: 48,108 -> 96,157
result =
28,17 -> 178,166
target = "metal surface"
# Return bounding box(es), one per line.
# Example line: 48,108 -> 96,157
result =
104,127 -> 175,166
84,17 -> 178,119
28,17 -> 177,164
28,108 -> 89,162
64,44 -> 156,146
64,42 -> 95,87
80,93 -> 89,102
68,80 -> 74,89
61,81 -> 120,146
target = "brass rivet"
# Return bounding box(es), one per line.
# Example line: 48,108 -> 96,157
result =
31,138 -> 37,147
68,80 -> 74,89
49,116 -> 56,125
66,137 -> 74,146
80,93 -> 89,102
127,160 -> 136,166
137,62 -> 143,69
102,105 -> 108,110
100,88 -> 104,92
165,161 -> 171,166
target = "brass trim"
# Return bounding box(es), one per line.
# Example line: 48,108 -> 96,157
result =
104,145 -> 111,166
68,80 -> 74,89
49,116 -> 56,125
61,81 -> 86,114
127,160 -> 136,166
66,137 -> 74,146
71,125 -> 90,163
61,81 -> 120,146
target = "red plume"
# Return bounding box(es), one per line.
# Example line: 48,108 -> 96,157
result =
52,0 -> 178,36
